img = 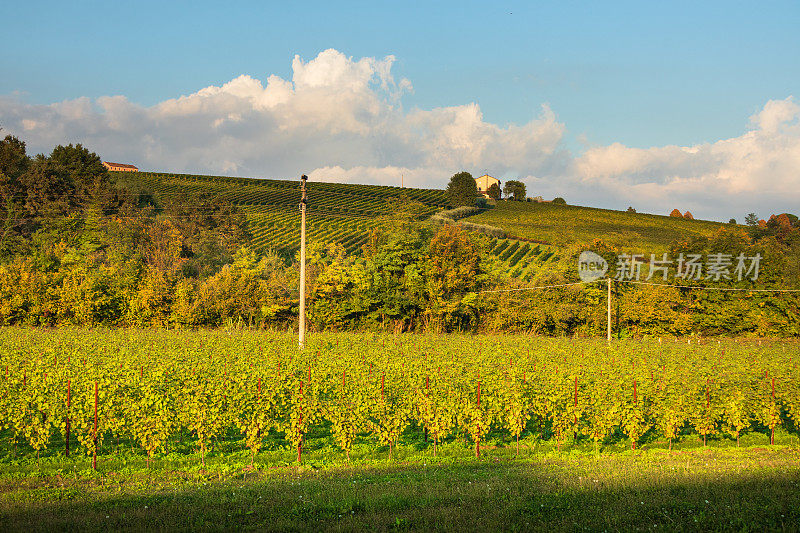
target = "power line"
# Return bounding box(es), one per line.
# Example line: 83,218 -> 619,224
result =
616,279 -> 800,292
479,280 -> 599,293
480,278 -> 800,294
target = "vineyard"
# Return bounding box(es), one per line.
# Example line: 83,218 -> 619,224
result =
487,238 -> 559,281
468,201 -> 729,251
110,171 -> 738,277
112,171 -> 451,255
2,328 -> 797,466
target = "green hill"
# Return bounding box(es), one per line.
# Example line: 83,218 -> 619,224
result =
466,201 -> 730,253
112,171 -> 450,255
113,172 -> 733,269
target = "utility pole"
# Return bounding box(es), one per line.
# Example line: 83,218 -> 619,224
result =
299,174 -> 308,350
607,277 -> 612,342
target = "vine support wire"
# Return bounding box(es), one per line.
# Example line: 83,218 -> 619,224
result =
479,277 -> 799,337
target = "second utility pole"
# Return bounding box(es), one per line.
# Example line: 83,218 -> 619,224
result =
607,277 -> 612,342
299,174 -> 308,350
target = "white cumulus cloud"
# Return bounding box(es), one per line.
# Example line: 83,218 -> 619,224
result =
570,96 -> 800,217
1,48 -> 798,220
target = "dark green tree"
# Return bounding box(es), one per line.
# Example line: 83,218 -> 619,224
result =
446,171 -> 477,207
503,180 -> 526,201
0,135 -> 30,180
19,155 -> 75,218
48,144 -> 112,208
0,136 -> 30,252
552,197 -> 567,205
744,213 -> 759,227
487,182 -> 501,200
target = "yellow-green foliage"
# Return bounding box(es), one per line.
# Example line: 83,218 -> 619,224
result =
0,329 -> 797,462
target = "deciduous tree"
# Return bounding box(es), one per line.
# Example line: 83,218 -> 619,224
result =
503,180 -> 526,201
487,183 -> 501,200
446,171 -> 477,207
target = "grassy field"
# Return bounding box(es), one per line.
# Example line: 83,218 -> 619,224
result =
468,201 -> 730,252
1,439 -> 798,531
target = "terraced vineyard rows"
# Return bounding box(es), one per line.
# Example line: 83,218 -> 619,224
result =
243,206 -> 382,254
488,238 -> 559,281
112,172 -> 450,255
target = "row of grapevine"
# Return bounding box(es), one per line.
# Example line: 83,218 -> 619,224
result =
242,207 -> 380,255
1,329 -> 797,465
112,171 -> 450,255
119,172 -> 450,214
488,239 -> 559,281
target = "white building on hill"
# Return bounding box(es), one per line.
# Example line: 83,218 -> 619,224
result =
475,174 -> 500,198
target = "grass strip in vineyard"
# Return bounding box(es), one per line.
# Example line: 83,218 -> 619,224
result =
0,446 -> 797,531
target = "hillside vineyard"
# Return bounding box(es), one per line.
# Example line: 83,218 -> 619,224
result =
114,172 -> 450,255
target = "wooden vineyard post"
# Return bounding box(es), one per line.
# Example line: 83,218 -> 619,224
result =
705,379 -> 710,447
475,381 -> 481,458
93,381 -> 98,470
771,377 -> 775,445
632,379 -> 638,450
297,380 -> 303,464
574,376 -> 578,423
65,380 -> 71,457
573,376 -> 579,442
424,375 -> 429,443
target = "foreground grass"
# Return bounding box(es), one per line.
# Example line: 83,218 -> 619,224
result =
1,440 -> 798,532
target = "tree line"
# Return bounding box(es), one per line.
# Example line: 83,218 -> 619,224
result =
1,135 -> 798,335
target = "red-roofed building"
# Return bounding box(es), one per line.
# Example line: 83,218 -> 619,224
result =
103,162 -> 138,172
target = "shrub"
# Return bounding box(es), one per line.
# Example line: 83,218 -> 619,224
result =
434,206 -> 481,221
458,221 -> 506,238
552,197 -> 566,205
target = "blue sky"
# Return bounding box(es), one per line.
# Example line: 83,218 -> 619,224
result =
2,1 -> 799,219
